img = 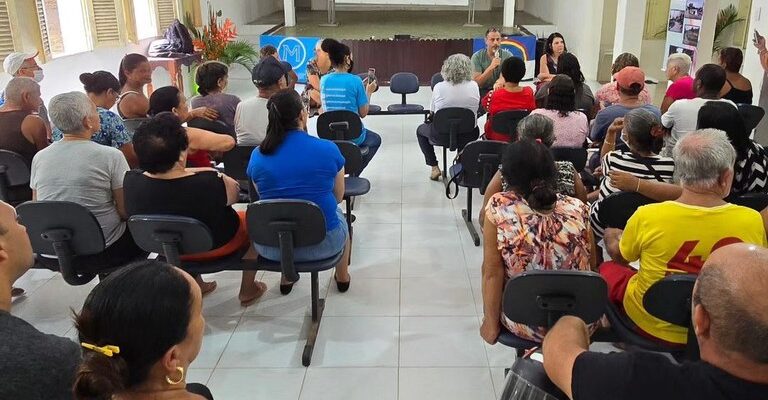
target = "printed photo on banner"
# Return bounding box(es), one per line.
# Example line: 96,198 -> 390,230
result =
668,9 -> 684,33
685,0 -> 704,20
683,24 -> 701,46
669,45 -> 696,64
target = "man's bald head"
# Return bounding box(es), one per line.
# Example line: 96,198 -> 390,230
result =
695,243 -> 768,364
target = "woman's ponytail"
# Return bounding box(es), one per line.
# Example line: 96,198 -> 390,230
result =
260,89 -> 304,155
73,351 -> 129,400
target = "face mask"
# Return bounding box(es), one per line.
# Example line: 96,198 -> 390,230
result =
33,70 -> 44,83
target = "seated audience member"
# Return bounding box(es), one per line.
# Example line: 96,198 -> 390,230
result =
148,86 -> 234,167
417,53 -> 481,180
481,114 -> 588,227
247,89 -> 351,294
543,243 -> 768,400
600,129 -> 767,345
595,52 -> 652,109
234,56 -> 289,146
536,53 -> 596,114
260,44 -> 298,89
0,78 -> 47,202
116,54 -> 153,119
480,139 -> 594,344
660,53 -> 696,113
0,200 -> 81,400
589,109 -> 675,239
537,32 -> 567,83
472,27 -> 514,98
73,261 -> 214,400
531,75 -> 589,148
0,52 -> 50,131
53,71 -> 138,167
304,38 -> 336,111
698,101 -> 768,198
320,41 -> 381,171
31,92 -> 144,266
661,64 -> 736,157
191,61 -> 241,128
591,67 -> 660,143
482,56 -> 536,142
124,112 -> 265,302
718,47 -> 753,104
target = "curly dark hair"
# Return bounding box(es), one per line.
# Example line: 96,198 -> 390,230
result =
132,112 -> 189,173
545,75 -> 576,117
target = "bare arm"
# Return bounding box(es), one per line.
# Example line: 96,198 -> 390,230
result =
573,172 -> 587,203
221,173 -> 241,206
118,93 -> 149,119
119,143 -> 139,169
473,56 -> 501,88
308,73 -> 322,105
333,167 -> 345,203
112,188 -> 128,220
537,55 -> 553,81
480,214 -> 505,344
659,96 -> 675,114
604,227 -> 627,264
186,127 -> 236,152
607,170 -> 682,201
21,115 -> 49,151
543,315 -> 591,400
588,228 -> 598,271
288,70 -> 298,90
479,171 -> 503,229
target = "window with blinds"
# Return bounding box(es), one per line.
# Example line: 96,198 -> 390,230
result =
156,0 -> 177,34
0,0 -> 16,67
90,0 -> 122,47
35,0 -> 52,58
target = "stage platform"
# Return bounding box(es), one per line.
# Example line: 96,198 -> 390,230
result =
249,9 -> 548,39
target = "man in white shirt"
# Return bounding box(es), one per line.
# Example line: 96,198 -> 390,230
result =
234,57 -> 291,145
660,63 -> 736,156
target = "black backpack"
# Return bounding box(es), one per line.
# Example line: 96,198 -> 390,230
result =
148,19 -> 194,57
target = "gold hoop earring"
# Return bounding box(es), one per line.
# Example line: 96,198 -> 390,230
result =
165,366 -> 185,385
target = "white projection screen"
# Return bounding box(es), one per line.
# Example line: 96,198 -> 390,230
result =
335,0 -> 470,5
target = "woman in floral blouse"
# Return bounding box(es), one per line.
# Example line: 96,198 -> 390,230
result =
479,139 -> 596,345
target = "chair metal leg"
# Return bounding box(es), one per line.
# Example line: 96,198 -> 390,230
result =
461,188 -> 480,246
345,197 -> 353,264
302,271 -> 325,367
442,147 -> 447,179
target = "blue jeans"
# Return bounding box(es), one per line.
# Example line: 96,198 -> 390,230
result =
255,208 -> 348,262
360,130 -> 381,171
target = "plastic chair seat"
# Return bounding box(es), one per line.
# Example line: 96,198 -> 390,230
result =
345,177 -> 371,197
255,252 -> 344,274
163,246 -> 251,275
604,303 -> 684,352
387,104 -> 425,113
368,104 -> 382,114
497,327 -> 539,350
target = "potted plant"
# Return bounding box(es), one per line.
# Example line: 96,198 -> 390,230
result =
714,4 -> 745,52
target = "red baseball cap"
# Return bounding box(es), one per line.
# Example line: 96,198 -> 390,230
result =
614,66 -> 645,90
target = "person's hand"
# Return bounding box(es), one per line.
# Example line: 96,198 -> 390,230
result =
364,78 -> 377,94
493,79 -> 504,90
190,107 -> 219,120
487,56 -> 502,72
480,316 -> 501,345
755,31 -> 766,50
606,117 -> 624,138
609,170 -> 640,192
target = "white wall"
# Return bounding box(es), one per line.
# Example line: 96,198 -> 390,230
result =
201,0 -> 283,26
522,0 -> 606,80
744,0 -> 768,144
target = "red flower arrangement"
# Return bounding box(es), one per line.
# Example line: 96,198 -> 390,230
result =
187,4 -> 237,62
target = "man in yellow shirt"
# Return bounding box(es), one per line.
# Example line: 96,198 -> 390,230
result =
602,129 -> 767,344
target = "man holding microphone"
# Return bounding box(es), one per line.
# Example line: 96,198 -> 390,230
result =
471,27 -> 513,99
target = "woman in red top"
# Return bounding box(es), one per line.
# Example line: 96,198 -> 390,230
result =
482,57 -> 536,141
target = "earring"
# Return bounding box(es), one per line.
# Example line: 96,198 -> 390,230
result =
165,366 -> 185,385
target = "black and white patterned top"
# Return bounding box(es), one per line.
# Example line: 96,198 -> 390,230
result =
732,141 -> 768,197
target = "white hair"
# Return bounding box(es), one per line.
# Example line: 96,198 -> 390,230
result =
441,54 -> 473,85
4,77 -> 39,104
673,129 -> 736,189
667,53 -> 692,75
49,92 -> 96,134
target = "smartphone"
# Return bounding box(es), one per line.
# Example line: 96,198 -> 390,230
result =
754,30 -> 760,45
367,68 -> 376,83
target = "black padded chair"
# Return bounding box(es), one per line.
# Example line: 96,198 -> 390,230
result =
247,200 -> 345,366
432,108 -> 477,180
737,103 -> 765,133
430,72 -> 443,90
597,192 -> 655,230
729,191 -> 768,211
551,147 -> 588,173
222,145 -> 258,202
356,73 -> 382,114
604,274 -> 697,360
18,201 -> 137,285
0,150 -> 31,205
122,117 -> 150,135
490,110 -> 531,142
188,118 -> 235,137
451,140 -> 506,246
127,215 -> 251,275
334,140 -> 371,262
388,72 -> 424,113
497,270 -> 608,357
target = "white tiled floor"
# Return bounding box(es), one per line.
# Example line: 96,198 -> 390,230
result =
11,84 -> 609,399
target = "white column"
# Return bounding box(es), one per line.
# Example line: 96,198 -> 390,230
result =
284,0 -> 296,27
612,0 -> 647,58
503,0 -> 516,28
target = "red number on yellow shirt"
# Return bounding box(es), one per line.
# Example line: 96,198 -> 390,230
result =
666,237 -> 742,274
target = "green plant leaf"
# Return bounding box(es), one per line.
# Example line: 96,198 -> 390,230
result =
219,40 -> 259,69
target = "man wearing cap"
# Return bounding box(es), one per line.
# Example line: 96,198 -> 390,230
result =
0,52 -> 49,133
660,63 -> 736,157
234,57 -> 290,145
259,45 -> 298,90
590,66 -> 661,143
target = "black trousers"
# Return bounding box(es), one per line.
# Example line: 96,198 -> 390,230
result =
416,123 -> 480,167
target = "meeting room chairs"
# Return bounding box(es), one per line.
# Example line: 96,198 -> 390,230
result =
334,140 -> 371,263
490,110 -> 531,142
432,107 -> 476,181
0,149 -> 30,205
388,72 -> 424,114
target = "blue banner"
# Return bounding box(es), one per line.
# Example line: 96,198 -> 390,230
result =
259,35 -> 321,84
472,35 -> 537,80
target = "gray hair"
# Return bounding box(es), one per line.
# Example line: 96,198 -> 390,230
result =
667,53 -> 692,75
623,108 -> 660,152
4,77 -> 39,104
673,129 -> 736,189
441,54 -> 473,85
517,114 -> 555,147
49,91 -> 97,134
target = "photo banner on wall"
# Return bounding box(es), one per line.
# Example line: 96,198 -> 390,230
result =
662,0 -> 705,70
472,35 -> 537,81
259,35 -> 321,84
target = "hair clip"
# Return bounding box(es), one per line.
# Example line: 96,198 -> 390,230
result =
81,342 -> 121,357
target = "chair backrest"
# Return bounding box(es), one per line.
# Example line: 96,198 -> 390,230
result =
317,110 -> 363,141
458,140 -> 506,192
551,147 -> 588,172
430,72 -> 444,90
597,192 -> 655,229
122,117 -> 150,134
222,145 -> 256,181
390,72 -> 420,101
127,215 -> 214,266
188,118 -> 235,137
643,274 -> 696,326
730,192 -> 768,211
334,140 -> 364,176
737,103 -> 765,132
491,110 -> 531,142
502,270 -> 608,327
0,150 -> 30,201
433,107 -> 476,151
